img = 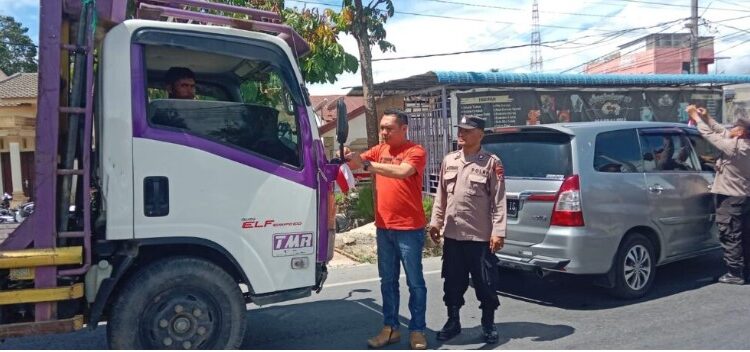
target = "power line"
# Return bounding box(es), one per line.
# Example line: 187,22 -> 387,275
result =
593,0 -> 750,13
371,42 -> 560,61
420,0 -> 615,18
562,20 -> 738,74
715,0 -> 750,10
700,0 -> 715,18
557,19 -> 690,72
370,17 -> 688,63
710,22 -> 750,35
593,32 -> 744,73
503,19 -> 686,72
594,30 -> 749,73
705,14 -> 750,23
715,36 -> 750,55
286,0 -> 625,32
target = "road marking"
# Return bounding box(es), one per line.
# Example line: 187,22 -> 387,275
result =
325,269 -> 441,288
354,301 -> 410,329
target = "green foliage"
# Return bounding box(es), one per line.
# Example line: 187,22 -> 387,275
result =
148,88 -> 168,100
331,0 -> 396,54
207,1 -> 358,84
353,184 -> 374,222
334,192 -> 346,205
0,16 -> 37,75
282,7 -> 359,84
239,74 -> 283,106
422,195 -> 434,225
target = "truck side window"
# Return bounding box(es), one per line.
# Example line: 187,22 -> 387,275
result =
594,129 -> 643,173
143,45 -> 301,167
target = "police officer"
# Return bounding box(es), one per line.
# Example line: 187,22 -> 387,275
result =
687,105 -> 750,284
429,116 -> 506,343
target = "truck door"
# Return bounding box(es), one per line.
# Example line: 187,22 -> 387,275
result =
128,29 -> 318,294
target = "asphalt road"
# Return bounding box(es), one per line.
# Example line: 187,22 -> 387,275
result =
3,250 -> 749,349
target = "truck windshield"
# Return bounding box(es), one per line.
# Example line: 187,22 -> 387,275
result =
140,33 -> 303,167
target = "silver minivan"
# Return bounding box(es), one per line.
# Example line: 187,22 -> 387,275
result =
482,121 -> 721,298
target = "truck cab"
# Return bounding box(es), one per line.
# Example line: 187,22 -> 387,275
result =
101,19 -> 325,296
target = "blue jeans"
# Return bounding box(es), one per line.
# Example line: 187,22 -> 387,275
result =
376,227 -> 427,332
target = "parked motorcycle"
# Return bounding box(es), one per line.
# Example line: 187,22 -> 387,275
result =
1,192 -> 11,210
13,202 -> 34,223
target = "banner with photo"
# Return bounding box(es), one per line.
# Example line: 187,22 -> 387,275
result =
454,88 -> 723,128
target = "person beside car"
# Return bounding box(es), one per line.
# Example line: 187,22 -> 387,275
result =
687,104 -> 750,285
429,116 -> 506,344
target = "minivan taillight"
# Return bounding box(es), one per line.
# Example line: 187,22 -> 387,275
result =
550,174 -> 584,227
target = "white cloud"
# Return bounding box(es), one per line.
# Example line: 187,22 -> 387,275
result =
309,0 -> 750,94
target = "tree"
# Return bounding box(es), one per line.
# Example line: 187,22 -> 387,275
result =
0,16 -> 38,75
331,0 -> 395,148
209,0 -> 358,85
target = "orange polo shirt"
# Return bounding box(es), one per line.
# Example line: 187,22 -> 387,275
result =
361,141 -> 427,230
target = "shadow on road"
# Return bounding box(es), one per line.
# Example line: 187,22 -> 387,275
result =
243,289 -> 574,350
431,322 -> 575,350
494,250 -> 725,310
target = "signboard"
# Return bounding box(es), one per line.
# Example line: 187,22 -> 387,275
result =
453,88 -> 723,128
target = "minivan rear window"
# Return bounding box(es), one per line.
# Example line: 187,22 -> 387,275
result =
483,132 -> 573,179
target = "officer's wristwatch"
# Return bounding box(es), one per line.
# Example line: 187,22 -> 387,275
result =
362,160 -> 372,171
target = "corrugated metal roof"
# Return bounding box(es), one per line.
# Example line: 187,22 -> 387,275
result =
0,73 -> 38,99
346,71 -> 750,96
434,71 -> 750,86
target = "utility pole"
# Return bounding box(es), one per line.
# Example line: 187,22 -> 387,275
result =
690,0 -> 699,74
530,0 -> 542,72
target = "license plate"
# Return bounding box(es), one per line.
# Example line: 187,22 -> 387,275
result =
507,199 -> 519,218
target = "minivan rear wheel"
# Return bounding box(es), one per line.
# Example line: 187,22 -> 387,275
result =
609,234 -> 655,299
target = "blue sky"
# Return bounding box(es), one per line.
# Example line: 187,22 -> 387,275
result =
4,0 -> 750,94
0,0 -> 39,44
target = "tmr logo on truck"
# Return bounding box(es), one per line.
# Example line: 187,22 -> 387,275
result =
272,232 -> 314,257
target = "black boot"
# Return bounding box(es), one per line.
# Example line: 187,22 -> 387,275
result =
481,308 -> 498,344
436,306 -> 461,341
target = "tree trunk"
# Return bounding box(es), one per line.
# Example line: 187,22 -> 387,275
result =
352,0 -> 379,216
353,0 -> 379,149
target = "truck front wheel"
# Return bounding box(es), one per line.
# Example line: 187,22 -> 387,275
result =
107,257 -> 247,349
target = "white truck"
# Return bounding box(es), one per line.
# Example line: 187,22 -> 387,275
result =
0,0 -> 348,348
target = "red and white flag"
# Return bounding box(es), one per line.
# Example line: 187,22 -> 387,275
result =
336,164 -> 357,193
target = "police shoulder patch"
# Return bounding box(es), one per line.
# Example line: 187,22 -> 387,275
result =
493,160 -> 505,180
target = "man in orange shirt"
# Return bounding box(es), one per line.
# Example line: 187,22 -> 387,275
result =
345,109 -> 428,350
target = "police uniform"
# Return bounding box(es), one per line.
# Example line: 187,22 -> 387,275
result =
696,116 -> 750,284
429,116 -> 507,342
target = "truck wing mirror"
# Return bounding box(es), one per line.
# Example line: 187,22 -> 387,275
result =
336,99 -> 349,165
336,99 -> 349,144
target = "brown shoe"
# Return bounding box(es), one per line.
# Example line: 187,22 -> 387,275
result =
367,326 -> 401,348
410,331 -> 427,350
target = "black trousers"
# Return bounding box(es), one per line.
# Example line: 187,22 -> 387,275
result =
441,237 -> 500,311
715,195 -> 750,277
